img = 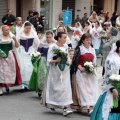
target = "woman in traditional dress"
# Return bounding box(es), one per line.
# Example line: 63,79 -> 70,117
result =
41,32 -> 73,116
29,31 -> 55,97
38,30 -> 56,60
89,11 -> 99,23
91,40 -> 120,120
68,22 -> 83,49
0,25 -> 21,95
54,26 -> 72,48
83,21 -> 90,34
91,21 -> 102,55
17,21 -> 39,91
71,33 -> 99,113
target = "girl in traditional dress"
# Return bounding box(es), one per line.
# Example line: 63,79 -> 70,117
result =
41,32 -> 73,116
91,21 -> 102,55
0,25 -> 21,95
68,22 -> 83,49
17,21 -> 39,91
71,33 -> 99,113
91,40 -> 120,120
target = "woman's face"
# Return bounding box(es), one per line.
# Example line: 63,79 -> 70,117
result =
93,13 -> 96,18
2,26 -> 10,36
24,26 -> 31,33
75,23 -> 79,28
83,37 -> 92,48
95,22 -> 99,27
46,34 -> 53,43
58,34 -> 67,45
85,23 -> 88,27
57,27 -> 64,32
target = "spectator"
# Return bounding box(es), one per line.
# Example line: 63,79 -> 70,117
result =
27,10 -> 33,20
29,11 -> 43,31
74,15 -> 82,24
81,13 -> 88,26
10,17 -> 22,35
2,9 -> 16,27
111,11 -> 118,27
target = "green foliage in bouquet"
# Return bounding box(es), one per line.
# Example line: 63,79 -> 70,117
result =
0,49 -> 7,58
52,48 -> 68,71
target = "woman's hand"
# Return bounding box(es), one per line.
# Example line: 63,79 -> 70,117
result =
112,89 -> 119,99
12,36 -> 20,48
78,65 -> 86,72
56,57 -> 61,62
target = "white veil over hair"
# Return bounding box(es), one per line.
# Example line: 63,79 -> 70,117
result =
88,11 -> 99,22
16,21 -> 40,48
116,16 -> 120,25
76,22 -> 83,30
42,30 -> 56,43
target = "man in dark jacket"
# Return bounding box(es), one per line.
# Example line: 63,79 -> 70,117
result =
2,9 -> 16,26
29,11 -> 43,32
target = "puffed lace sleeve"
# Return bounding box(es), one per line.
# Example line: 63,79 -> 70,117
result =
47,44 -> 54,63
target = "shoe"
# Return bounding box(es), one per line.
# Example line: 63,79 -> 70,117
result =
21,86 -> 25,93
38,93 -> 41,98
50,108 -> 56,113
6,87 -> 9,93
0,93 -> 3,96
63,110 -> 73,116
24,87 -> 28,91
88,109 -> 93,115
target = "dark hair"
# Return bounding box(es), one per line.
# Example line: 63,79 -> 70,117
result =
33,11 -> 39,16
96,21 -> 100,26
28,10 -> 33,15
76,22 -> 80,26
75,33 -> 92,50
24,22 -> 31,27
116,40 -> 120,53
85,21 -> 90,26
46,31 -> 53,36
55,32 -> 66,41
57,26 -> 66,33
37,31 -> 42,35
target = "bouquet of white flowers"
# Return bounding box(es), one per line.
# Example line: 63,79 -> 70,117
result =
52,47 -> 67,58
29,51 -> 41,58
99,30 -> 107,40
75,36 -> 81,42
52,47 -> 67,71
84,61 -> 94,74
109,74 -> 120,108
29,51 -> 42,73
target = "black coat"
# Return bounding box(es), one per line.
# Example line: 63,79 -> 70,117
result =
2,14 -> 16,26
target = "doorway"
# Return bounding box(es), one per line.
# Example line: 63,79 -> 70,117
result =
16,0 -> 21,17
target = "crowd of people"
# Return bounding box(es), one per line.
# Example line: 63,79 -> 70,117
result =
1,9 -> 120,119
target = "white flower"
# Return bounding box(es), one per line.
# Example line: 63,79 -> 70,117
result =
109,74 -> 120,81
29,51 -> 41,57
59,47 -> 66,53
